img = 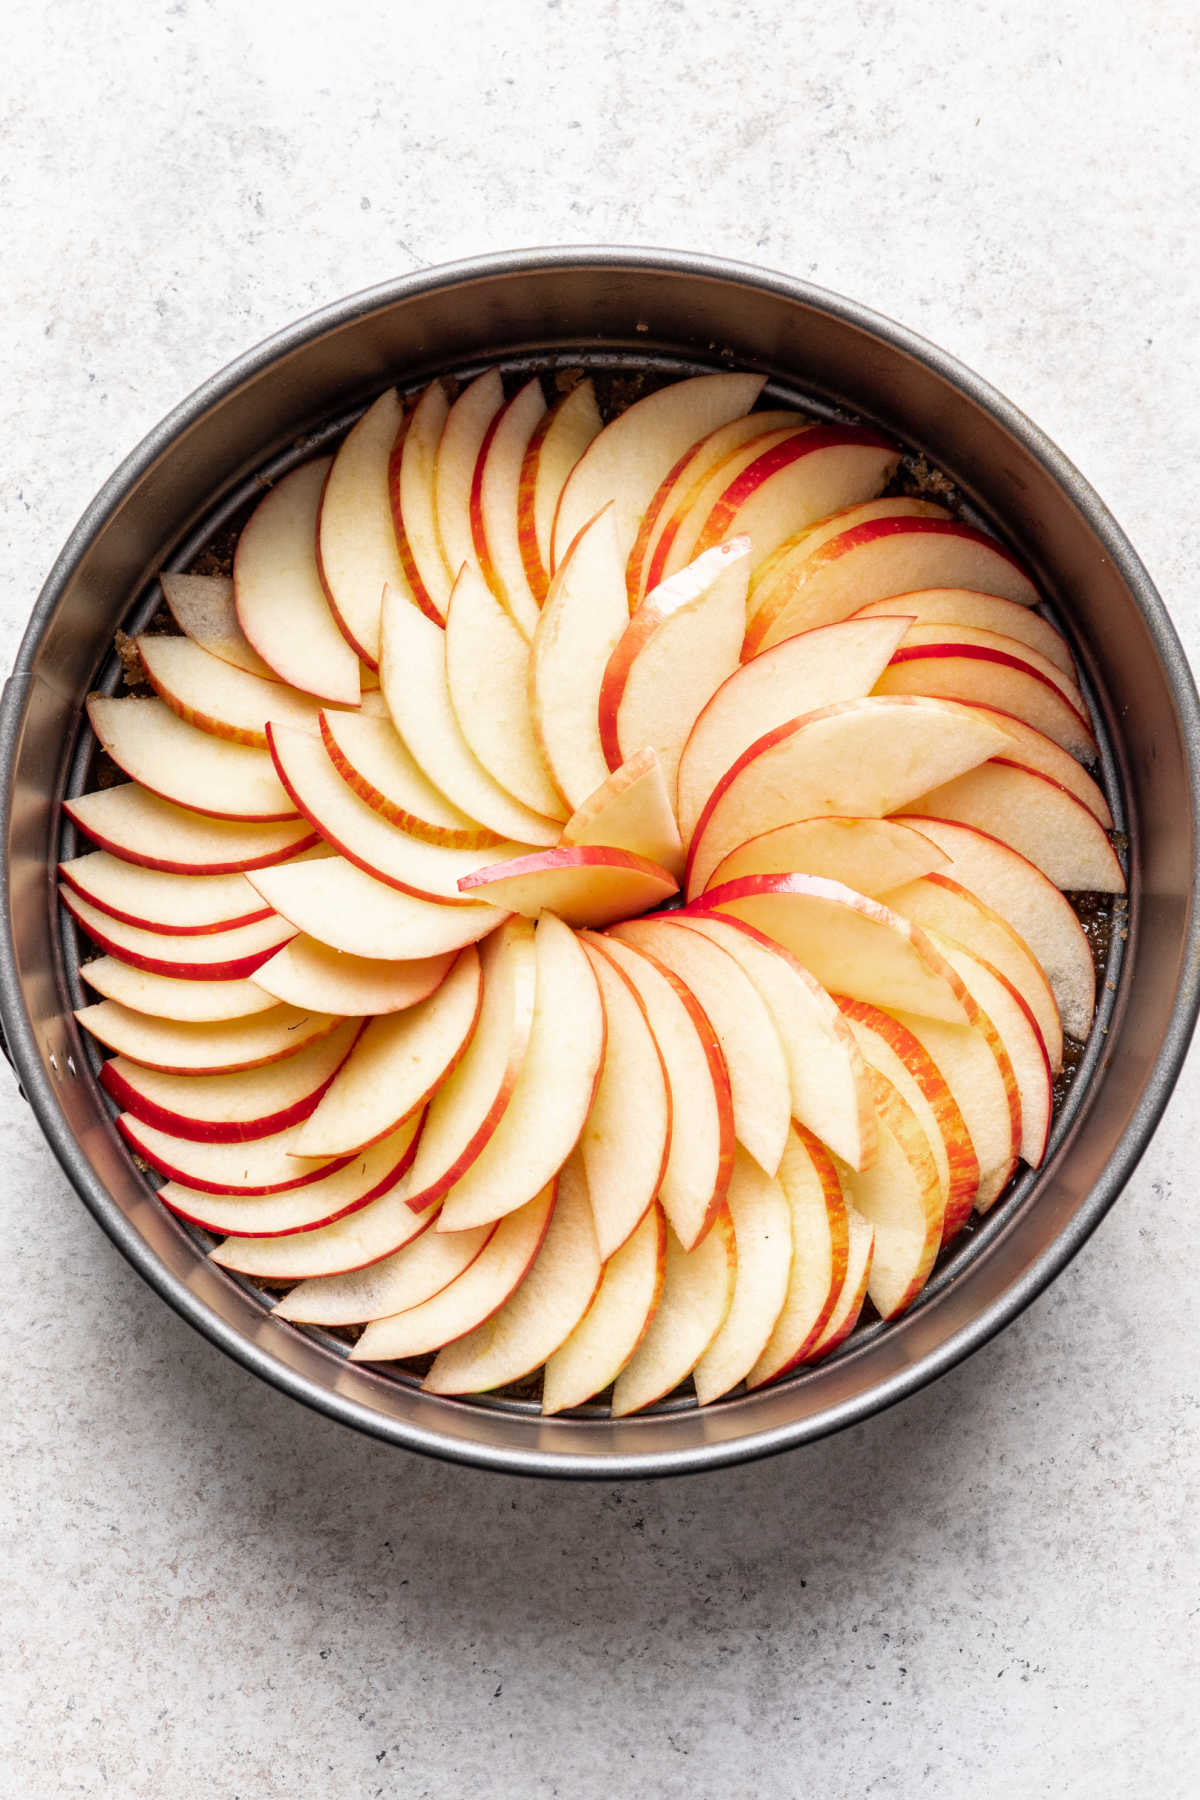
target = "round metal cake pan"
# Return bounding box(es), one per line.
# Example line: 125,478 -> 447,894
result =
2,247 -> 1198,1478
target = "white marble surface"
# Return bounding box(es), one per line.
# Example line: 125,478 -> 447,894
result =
3,2 -> 1198,1794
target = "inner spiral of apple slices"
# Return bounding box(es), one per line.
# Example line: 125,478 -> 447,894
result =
66,367 -> 1124,1415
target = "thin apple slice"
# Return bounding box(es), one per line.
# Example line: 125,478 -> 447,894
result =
434,369 -> 506,587
250,938 -> 454,1017
676,614 -> 915,839
234,457 -> 362,703
747,498 -> 948,612
931,937 -> 1052,1170
685,695 -> 1012,897
245,856 -> 506,961
746,1124 -> 850,1385
890,1008 -> 1020,1209
272,1219 -> 495,1324
389,379 -> 453,624
74,999 -> 343,1074
854,589 -> 1075,676
78,957 -> 283,1021
315,390 -> 411,666
642,422 -> 808,593
459,846 -> 678,929
290,946 -> 482,1156
62,890 -> 296,980
118,1113 -> 350,1195
877,629 -> 1095,760
160,573 -> 276,680
559,750 -> 684,883
470,375 -> 547,637
583,933 -> 734,1250
838,1069 -> 944,1318
517,377 -> 603,600
63,784 -> 317,874
610,1210 -> 737,1416
542,1203 -> 667,1414
598,539 -> 750,790
901,816 -> 1096,1040
99,1018 -> 360,1142
135,634 -> 328,747
425,1154 -> 603,1394
612,915 -> 792,1179
806,1207 -> 875,1360
380,587 -> 560,845
445,565 -> 567,818
60,852 -> 271,935
352,1183 -> 556,1362
899,760 -> 1125,892
319,710 -> 503,850
87,696 -> 296,822
435,916 -> 605,1232
965,708 -> 1112,827
693,1149 -> 792,1403
529,505 -> 631,810
551,372 -> 765,570
576,945 -> 671,1260
705,817 -> 950,898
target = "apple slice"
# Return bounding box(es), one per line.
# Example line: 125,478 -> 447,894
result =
704,817 -> 950,898
118,1112 -> 351,1195
424,1154 -> 602,1394
612,916 -> 791,1179
676,614 -> 915,839
854,589 -> 1075,676
245,855 -> 506,961
78,957 -> 283,1021
838,1068 -> 944,1318
876,629 -> 1095,760
517,378 -> 603,600
965,708 -> 1113,827
63,784 -> 317,875
899,760 -> 1125,893
135,634 -> 329,748
314,390 -> 411,666
433,369 -> 506,588
319,710 -> 503,851
62,889 -> 296,980
748,497 -> 948,610
542,1203 -> 667,1414
529,505 -> 631,810
693,1149 -> 792,1403
290,945 -> 482,1156
890,1008 -> 1020,1209
685,695 -> 1012,897
401,918 -> 538,1212
250,938 -> 454,1016
380,586 -> 560,845
642,423 -> 812,594
160,573 -> 276,680
389,379 -> 453,625
458,846 -> 678,929
470,375 -> 547,637
746,1124 -> 850,1385
445,565 -> 566,818
99,1017 -> 360,1142
583,933 -> 734,1250
352,1182 -> 557,1362
610,1210 -> 737,1416
233,457 -> 362,703
559,750 -> 684,882
598,538 -> 750,789
551,372 -> 765,570
272,1219 -> 495,1324
59,852 -> 271,935
87,696 -> 296,822
74,999 -> 343,1074
930,937 -> 1052,1169
806,1207 -> 875,1360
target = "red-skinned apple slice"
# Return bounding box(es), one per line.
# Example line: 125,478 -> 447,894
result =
542,1202 -> 667,1414
63,785 -> 317,875
876,629 -> 1095,760
272,1218 -> 495,1324
559,749 -> 684,882
693,1149 -> 792,1403
424,1153 -> 602,1394
87,697 -> 297,822
74,999 -> 343,1075
748,498 -> 948,609
78,957 -> 283,1021
135,634 -> 329,748
389,379 -> 453,625
889,1008 -> 1020,1210
516,378 -> 603,601
246,855 -> 506,961
470,375 -> 547,637
676,614 -> 915,839
290,945 -> 482,1157
806,1207 -> 875,1360
62,889 -> 296,981
161,573 -> 277,681
854,589 -> 1075,676
746,1124 -> 850,1385
458,846 -> 678,929
319,710 -> 503,850
59,852 -> 272,936
930,937 -> 1052,1170
704,817 -> 950,899
839,1068 -> 944,1318
962,709 -> 1112,827
642,423 -> 813,594
685,695 -> 1012,897
250,938 -> 454,1017
610,1209 -> 737,1416
118,1112 -> 351,1195
598,538 -> 750,788
434,369 -> 505,588
315,389 -> 412,665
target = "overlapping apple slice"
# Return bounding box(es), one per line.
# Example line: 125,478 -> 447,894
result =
87,696 -> 296,821
246,854 -> 506,961
542,1203 -> 666,1414
693,1149 -> 792,1404
930,937 -> 1052,1169
161,573 -> 278,681
459,846 -> 678,929
134,634 -> 329,747
63,783 -> 317,873
389,379 -> 453,625
272,1218 -> 495,1325
610,1210 -> 736,1417
75,997 -> 344,1074
853,588 -> 1075,676
836,1068 -> 945,1319
703,817 -> 949,898
250,938 -> 454,1017
118,1112 -> 352,1195
559,750 -> 684,882
316,390 -> 412,665
319,710 -> 503,851
745,1125 -> 850,1385
470,375 -> 547,636
434,370 -> 506,591
62,889 -> 296,981
78,957 -> 283,1021
517,378 -> 603,601
60,851 -> 272,935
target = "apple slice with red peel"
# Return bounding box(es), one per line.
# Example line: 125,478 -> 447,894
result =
854,589 -> 1075,676
838,1068 -> 944,1318
598,538 -> 750,788
424,1154 -> 602,1394
314,390 -> 411,666
517,378 -> 603,601
380,586 -> 560,846
930,937 -> 1052,1170
685,695 -> 1012,897
135,634 -> 328,748
529,505 -> 631,810
610,1210 -> 737,1416
100,1018 -> 360,1142
87,697 -> 297,822
250,938 -> 454,1017
75,999 -> 343,1075
671,912 -> 877,1173
79,957 -> 284,1021
246,855 -> 506,961
434,369 -> 505,588
612,915 -> 792,1179
470,375 -> 546,637
272,1218 -> 495,1324
643,423 -> 813,593
559,749 -> 684,882
583,933 -> 734,1251
693,1149 -> 792,1403
877,630 -> 1095,760
401,918 -> 538,1213
899,760 -> 1125,893
62,889 -> 296,980
542,1203 -> 667,1414
319,711 -> 503,851
459,846 -> 678,929
161,573 -> 277,681
748,498 -> 949,611
290,945 -> 482,1157
389,379 -> 453,625
746,1124 -> 849,1385
445,566 -> 566,819
551,372 -> 765,570
352,1182 -> 557,1362
961,708 -> 1112,827
64,784 -> 317,875
60,852 -> 271,935
890,1008 -> 1020,1209
118,1112 -> 351,1195
806,1207 -> 875,1361
704,817 -> 950,899
676,614 -> 915,839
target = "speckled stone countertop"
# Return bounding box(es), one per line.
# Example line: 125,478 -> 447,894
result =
3,3 -> 1198,1795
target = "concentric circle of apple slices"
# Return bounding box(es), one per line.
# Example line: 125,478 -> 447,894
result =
66,367 -> 1124,1415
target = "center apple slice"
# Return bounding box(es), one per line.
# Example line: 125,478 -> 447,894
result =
559,750 -> 684,882
458,846 -> 678,930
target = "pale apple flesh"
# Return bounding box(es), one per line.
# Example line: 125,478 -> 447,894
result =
559,749 -> 684,882
64,783 -> 318,874
459,846 -> 679,930
161,572 -> 278,682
